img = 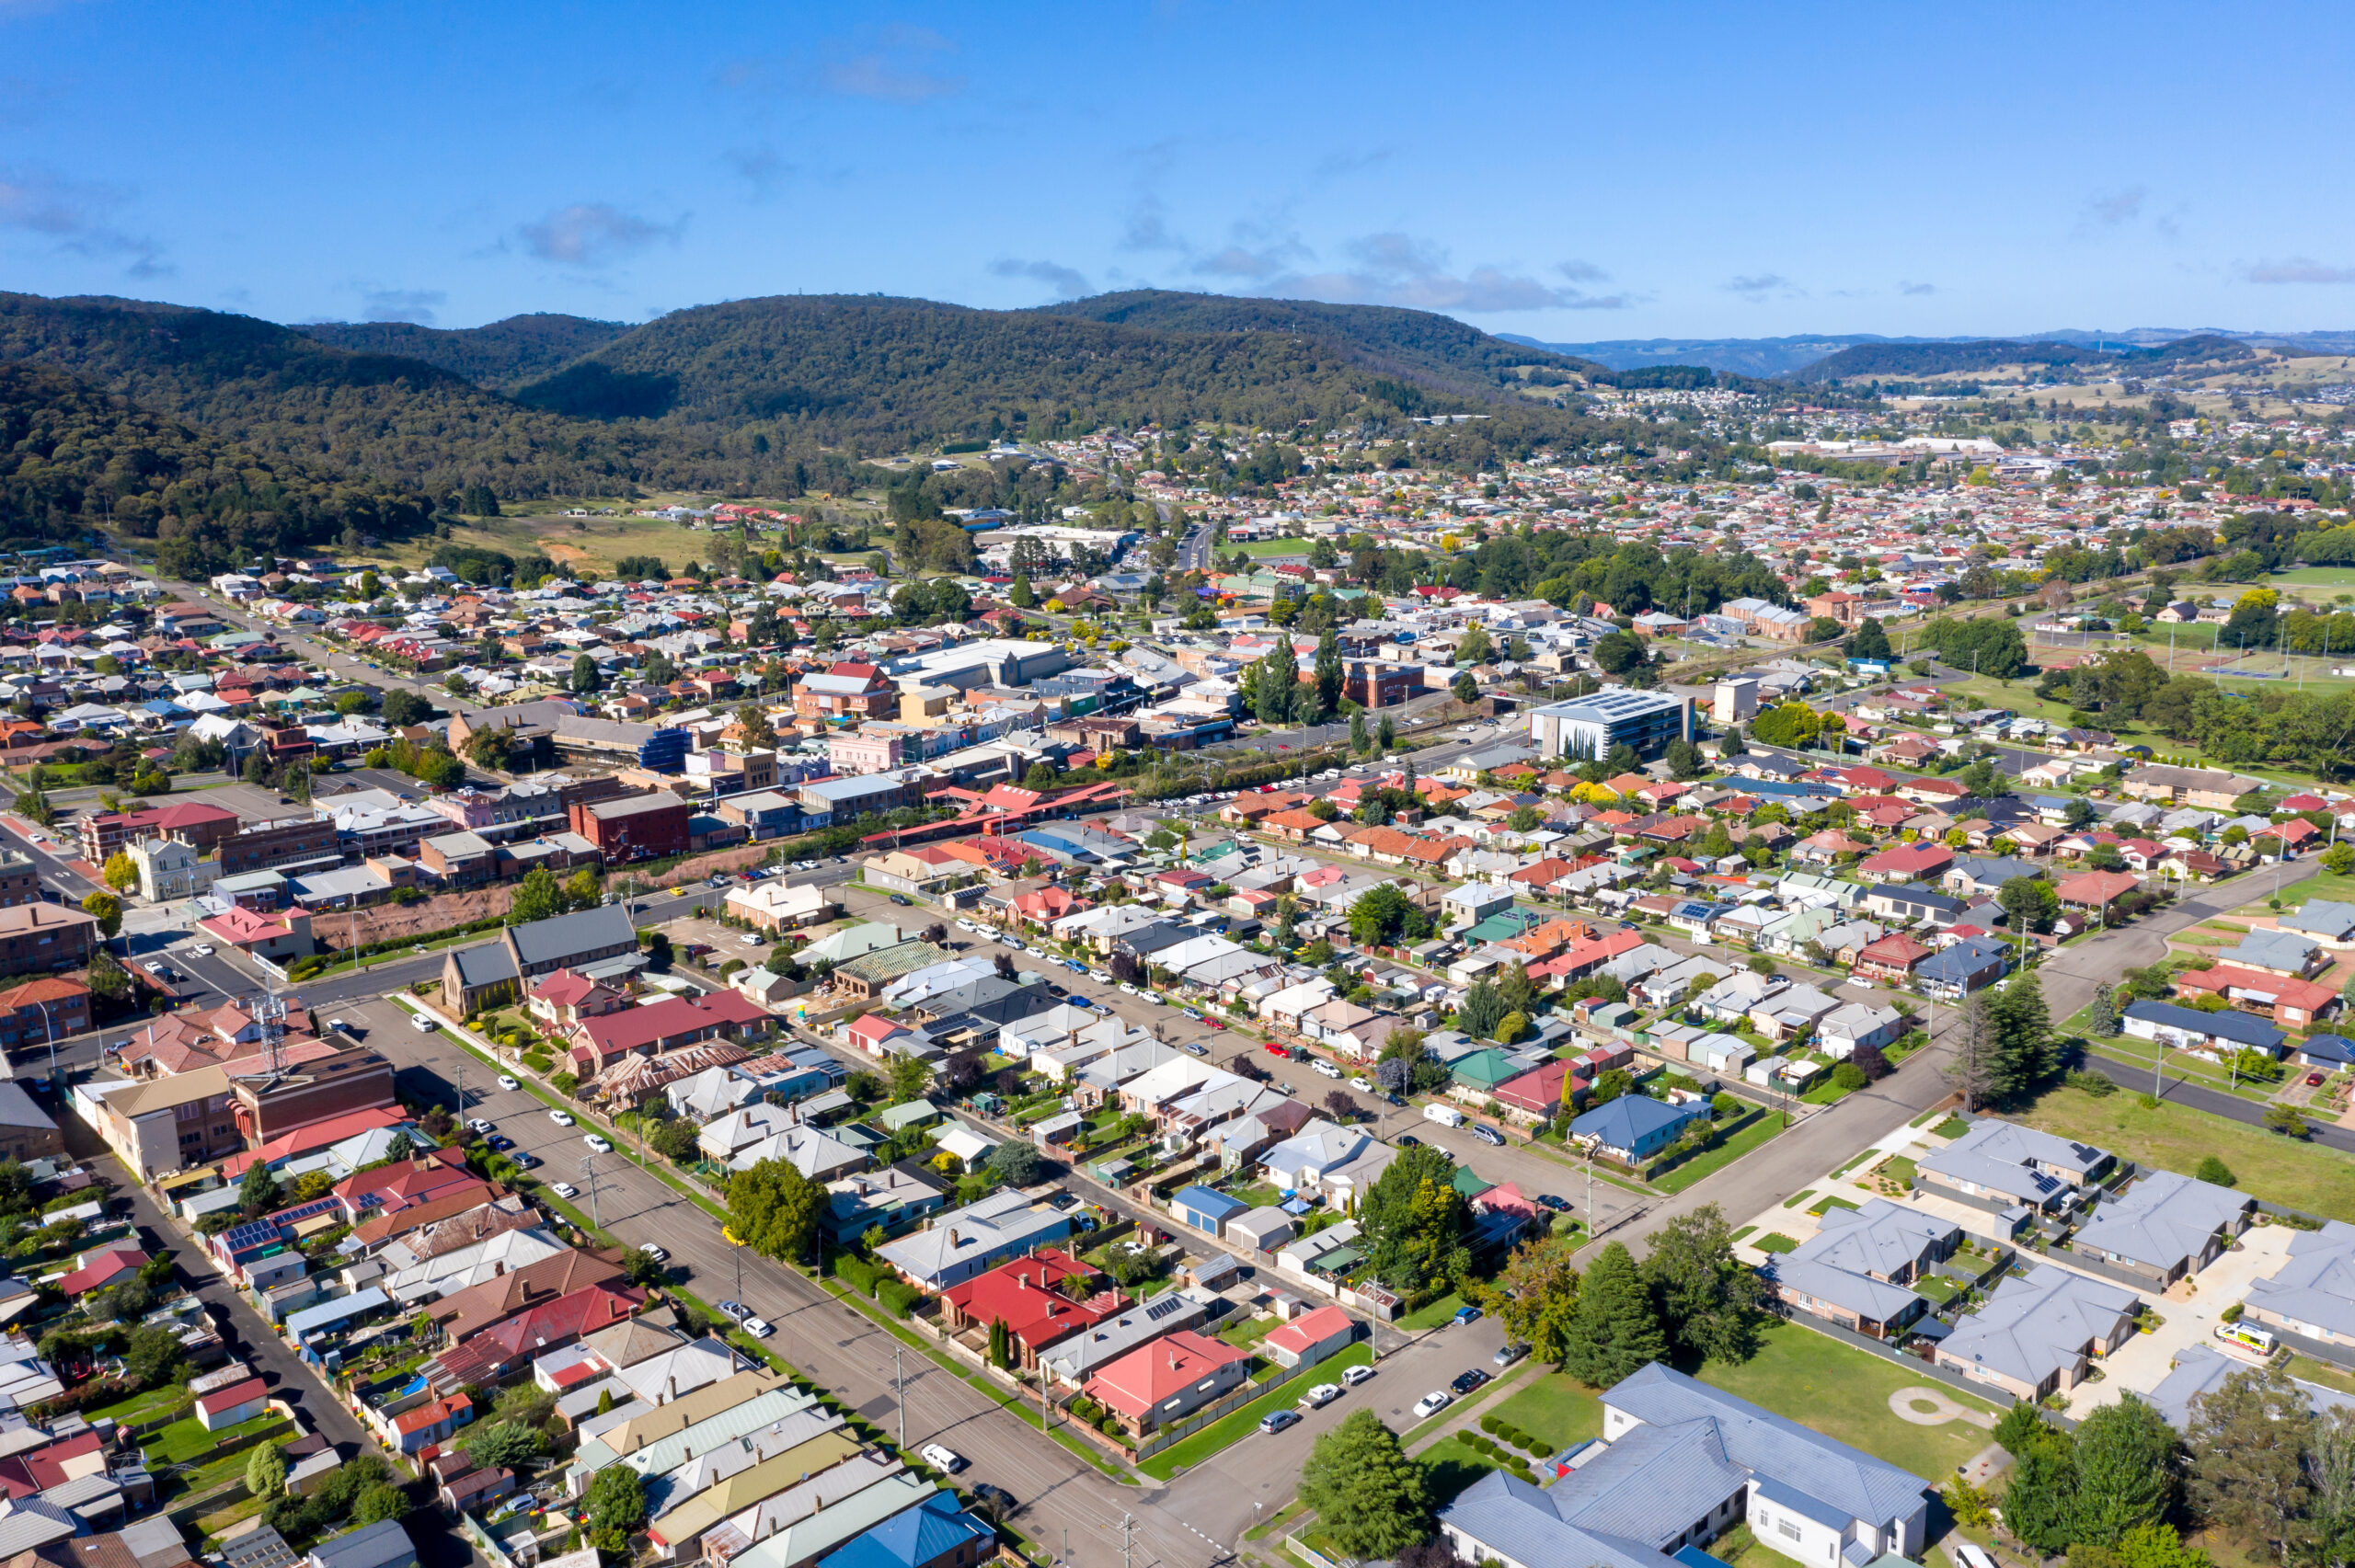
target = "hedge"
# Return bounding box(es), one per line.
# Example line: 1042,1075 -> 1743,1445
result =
876,1280 -> 919,1318
834,1255 -> 884,1297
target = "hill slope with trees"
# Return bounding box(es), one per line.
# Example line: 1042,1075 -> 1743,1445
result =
294,314 -> 628,391
0,359 -> 434,574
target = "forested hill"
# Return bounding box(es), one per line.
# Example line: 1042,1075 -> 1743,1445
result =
1788,339 -> 2110,382
0,359 -> 432,571
1037,290 -> 1607,394
0,289 -> 1630,505
513,292 -> 1586,435
295,313 -> 628,391
0,292 -> 652,497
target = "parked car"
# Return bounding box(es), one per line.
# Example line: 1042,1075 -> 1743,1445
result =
970,1483 -> 1018,1520
918,1444 -> 966,1473
1493,1343 -> 1530,1369
1300,1383 -> 1341,1409
1182,1041 -> 1207,1057
638,1243 -> 668,1263
487,1135 -> 513,1151
1412,1391 -> 1453,1419
742,1316 -> 775,1338
718,1299 -> 752,1322
1535,1194 -> 1570,1212
1472,1124 -> 1505,1147
1258,1409 -> 1303,1435
1452,1368 -> 1489,1395
548,1109 -> 575,1126
1453,1305 -> 1483,1326
1313,1059 -> 1342,1080
465,1119 -> 494,1136
1350,1075 -> 1374,1093
584,1134 -> 613,1153
411,1013 -> 437,1032
497,1074 -> 520,1091
888,894 -> 912,907
552,1183 -> 579,1199
1396,1134 -> 1421,1148
1341,1364 -> 1376,1388
1264,1041 -> 1289,1057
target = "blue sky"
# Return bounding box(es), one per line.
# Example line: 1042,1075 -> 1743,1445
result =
7,0 -> 2355,342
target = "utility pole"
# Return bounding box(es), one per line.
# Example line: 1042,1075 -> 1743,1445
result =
580,1153 -> 603,1229
894,1346 -> 906,1453
1117,1515 -> 1136,1568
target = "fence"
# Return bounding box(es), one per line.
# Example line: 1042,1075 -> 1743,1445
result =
1055,1330 -> 1360,1464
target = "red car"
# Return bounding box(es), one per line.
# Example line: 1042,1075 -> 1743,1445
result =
2310,1072 -> 2328,1087
1203,1016 -> 1226,1030
1264,1040 -> 1289,1057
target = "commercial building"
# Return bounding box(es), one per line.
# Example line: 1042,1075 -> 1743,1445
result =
0,904 -> 98,972
1528,689 -> 1691,763
569,792 -> 693,864
441,904 -> 640,1014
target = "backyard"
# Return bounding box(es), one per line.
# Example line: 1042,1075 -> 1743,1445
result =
2016,1084 -> 2355,1222
1696,1320 -> 2000,1482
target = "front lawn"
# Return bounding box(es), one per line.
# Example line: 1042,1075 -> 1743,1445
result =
1418,1434 -> 1505,1505
1697,1320 -> 1998,1482
1137,1344 -> 1374,1480
143,1411 -> 286,1465
1654,1115 -> 1786,1195
2016,1084 -> 2355,1222
1483,1370 -> 1604,1450
1398,1290 -> 1470,1331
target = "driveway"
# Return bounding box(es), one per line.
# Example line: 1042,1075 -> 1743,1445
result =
2065,1223 -> 2295,1417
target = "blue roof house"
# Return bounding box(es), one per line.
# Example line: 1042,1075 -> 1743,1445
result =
1571,1096 -> 1709,1164
1172,1185 -> 1249,1240
819,1494 -> 995,1568
1913,936 -> 2013,1001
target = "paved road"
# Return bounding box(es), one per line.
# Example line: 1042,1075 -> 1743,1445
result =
167,585 -> 496,718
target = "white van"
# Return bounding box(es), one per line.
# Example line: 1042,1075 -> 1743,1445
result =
1424,1103 -> 1465,1127
2216,1321 -> 2279,1356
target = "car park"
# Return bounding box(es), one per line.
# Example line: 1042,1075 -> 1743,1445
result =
497,1074 -> 520,1091
1258,1409 -> 1302,1435
918,1444 -> 966,1473
584,1134 -> 613,1153
1341,1365 -> 1376,1387
1412,1391 -> 1453,1419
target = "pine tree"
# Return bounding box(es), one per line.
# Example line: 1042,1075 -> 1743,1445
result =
1559,1242 -> 1665,1388
1315,630 -> 1342,719
2089,980 -> 2120,1037
1377,715 -> 1396,750
2070,1394 -> 2178,1550
1258,636 -> 1300,725
1988,968 -> 2056,1103
1350,709 -> 1369,754
1296,1412 -> 1432,1558
2005,1438 -> 2078,1554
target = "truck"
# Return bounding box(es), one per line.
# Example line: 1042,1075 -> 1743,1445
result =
1423,1103 -> 1465,1127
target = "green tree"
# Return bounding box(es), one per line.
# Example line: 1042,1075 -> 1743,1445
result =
1845,617 -> 1893,662
2193,1155 -> 2236,1186
1347,882 -> 1420,948
458,1419 -> 543,1469
80,891 -> 121,940
1998,876 -> 2060,935
2323,841 -> 2355,876
2187,1364 -> 2314,1564
1349,709 -> 1369,755
586,1463 -> 649,1540
735,701 -> 777,750
1986,967 -> 2057,1103
1452,669 -> 1479,704
86,947 -> 132,1003
727,1157 -> 826,1263
1258,635 -> 1301,726
1456,980 -> 1507,1039
239,1159 -> 282,1217
245,1443 -> 286,1499
2089,981 -> 2121,1036
509,867 -> 565,925
353,1483 -> 410,1526
1315,629 -> 1342,718
2267,1102 -> 2312,1139
1296,1412 -> 1433,1559
1456,623 -> 1492,665
1560,1242 -> 1665,1388
1475,1236 -> 1580,1366
2005,1438 -> 2080,1555
1640,1204 -> 1763,1366
1993,1400 -> 2053,1457
1377,715 -> 1396,750
2070,1394 -> 2179,1550
101,851 -> 137,893
1356,1143 -> 1468,1295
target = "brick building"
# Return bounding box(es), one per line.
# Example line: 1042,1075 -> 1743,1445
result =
217,818 -> 345,878
791,662 -> 896,722
0,977 -> 92,1048
567,792 -> 692,864
0,852 -> 38,910
0,904 -> 97,972
77,801 -> 240,864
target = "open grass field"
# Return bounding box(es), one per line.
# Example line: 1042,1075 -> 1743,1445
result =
2271,567 -> 2355,594
2259,869 -> 2355,912
1227,539 -> 1313,559
2016,1085 -> 2355,1220
1482,1370 -> 1604,1450
1696,1320 -> 1999,1482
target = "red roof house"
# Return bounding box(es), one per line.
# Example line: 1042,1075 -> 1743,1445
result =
1081,1331 -> 1251,1436
56,1248 -> 146,1298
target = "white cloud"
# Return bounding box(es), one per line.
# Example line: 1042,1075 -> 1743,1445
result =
517,202 -> 685,267
2241,258 -> 2355,285
988,257 -> 1092,301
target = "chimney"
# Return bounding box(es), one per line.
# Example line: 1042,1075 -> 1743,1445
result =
493,1262 -> 505,1277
